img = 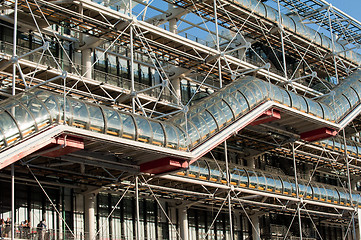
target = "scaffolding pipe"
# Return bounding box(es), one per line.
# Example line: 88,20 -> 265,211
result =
135,176 -> 141,240
343,129 -> 357,240
292,143 -> 303,240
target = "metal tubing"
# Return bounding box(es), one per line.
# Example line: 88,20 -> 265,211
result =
135,176 -> 141,240
292,143 -> 303,240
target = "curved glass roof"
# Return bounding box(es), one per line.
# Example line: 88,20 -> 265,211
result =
178,159 -> 359,207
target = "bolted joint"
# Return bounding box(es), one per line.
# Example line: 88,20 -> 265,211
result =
61,71 -> 68,79
162,79 -> 169,88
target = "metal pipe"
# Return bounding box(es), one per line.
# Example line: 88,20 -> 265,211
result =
292,143 -> 303,240
135,176 -> 141,240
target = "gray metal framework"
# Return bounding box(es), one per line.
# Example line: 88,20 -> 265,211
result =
0,0 -> 361,239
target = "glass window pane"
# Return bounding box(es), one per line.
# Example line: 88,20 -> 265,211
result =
103,108 -> 122,136
19,95 -> 51,130
119,113 -> 136,140
34,91 -> 60,123
149,121 -> 165,146
207,105 -> 226,129
190,115 -> 209,141
199,111 -> 218,134
0,111 -> 20,145
86,105 -> 104,133
134,116 -> 152,143
70,99 -> 89,129
163,123 -> 178,149
175,126 -> 188,150
232,90 -> 250,113
4,101 -> 36,137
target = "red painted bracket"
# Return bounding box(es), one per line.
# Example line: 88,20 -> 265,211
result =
250,109 -> 281,126
39,135 -> 84,158
140,157 -> 188,174
300,127 -> 337,142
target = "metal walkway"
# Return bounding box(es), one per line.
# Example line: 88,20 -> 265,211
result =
0,70 -> 361,174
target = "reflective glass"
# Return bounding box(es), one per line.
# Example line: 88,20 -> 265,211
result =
238,168 -> 248,187
54,96 -> 72,124
215,101 -> 233,124
222,95 -> 243,118
241,86 -> 258,109
119,113 -> 136,140
103,107 -> 122,137
163,123 -> 178,149
134,116 -> 152,143
87,104 -> 104,133
70,99 -> 89,129
270,86 -> 284,103
288,91 -> 301,110
4,101 -> 36,137
305,98 -> 323,118
0,111 -> 20,145
175,126 -> 188,150
199,160 -> 210,180
207,105 -> 226,129
19,95 -> 51,129
199,111 -> 218,134
34,91 -> 60,122
232,91 -> 249,112
149,121 -> 165,146
179,121 -> 200,146
281,90 -> 291,107
248,170 -> 258,189
343,89 -> 359,108
191,115 -> 210,140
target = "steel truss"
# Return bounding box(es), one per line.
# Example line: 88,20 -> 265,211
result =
1,0 -> 361,239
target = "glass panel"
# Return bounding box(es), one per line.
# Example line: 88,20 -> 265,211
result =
215,100 -> 233,124
238,168 -> 249,187
4,101 -> 36,137
34,91 -> 60,122
119,113 -> 136,140
70,99 -> 89,129
241,86 -> 258,109
19,95 -> 51,130
281,90 -> 291,107
344,89 -> 359,107
283,178 -> 292,195
257,172 -> 266,190
222,95 -> 243,118
0,111 -> 20,145
188,161 -> 199,178
207,105 -> 226,129
288,91 -> 301,110
264,174 -> 275,192
175,126 -> 188,151
199,110 -> 218,134
298,96 -> 308,113
190,115 -> 209,141
305,98 -> 323,118
271,85 -> 284,103
103,107 -> 122,137
247,170 -> 258,189
208,161 -> 223,182
54,96 -> 72,124
87,104 -> 104,133
232,90 -> 250,112
199,160 -> 209,180
134,116 -> 152,143
162,123 -> 178,149
275,177 -> 282,193
149,121 -> 165,147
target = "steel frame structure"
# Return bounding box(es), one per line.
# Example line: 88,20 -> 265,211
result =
1,0 -> 361,239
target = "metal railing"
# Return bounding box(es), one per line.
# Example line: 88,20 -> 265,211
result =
0,41 -> 175,104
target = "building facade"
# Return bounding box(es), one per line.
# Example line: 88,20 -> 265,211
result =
0,0 -> 361,239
